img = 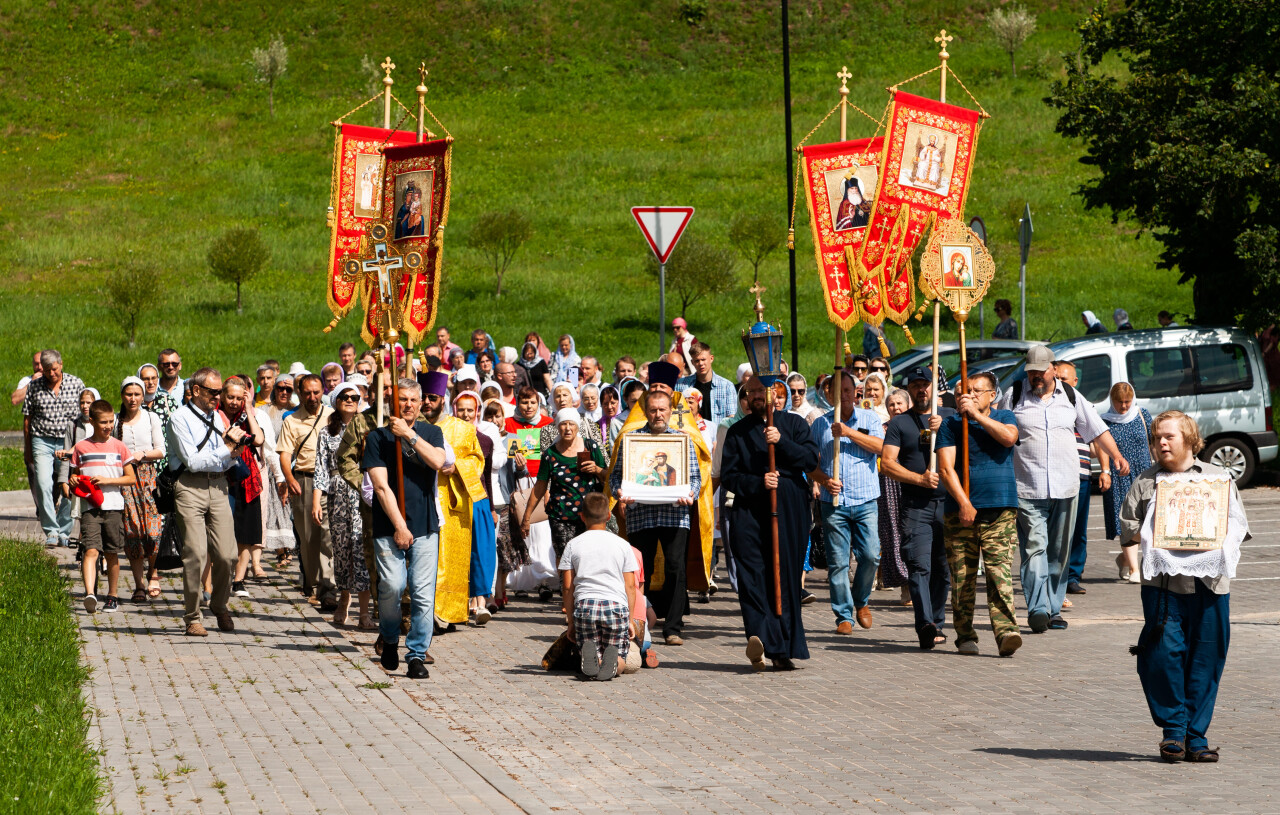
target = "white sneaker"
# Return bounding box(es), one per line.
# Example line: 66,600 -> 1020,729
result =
956,640 -> 979,656
474,607 -> 491,626
83,595 -> 97,614
1128,572 -> 1143,584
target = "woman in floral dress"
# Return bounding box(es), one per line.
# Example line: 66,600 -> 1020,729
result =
313,382 -> 372,628
1101,382 -> 1153,583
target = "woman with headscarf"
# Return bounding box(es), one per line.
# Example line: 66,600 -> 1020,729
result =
1114,308 -> 1135,331
116,376 -> 166,601
482,399 -> 527,609
524,331 -> 553,364
312,381 -> 372,628
1100,381 -> 1153,583
579,383 -> 603,424
550,334 -> 581,386
878,388 -> 912,605
518,340 -> 553,401
598,384 -> 621,439
862,372 -> 891,425
786,373 -> 822,424
519,407 -> 607,561
1082,310 -> 1108,335
540,382 -> 604,450
264,375 -> 295,441
454,390 -> 500,624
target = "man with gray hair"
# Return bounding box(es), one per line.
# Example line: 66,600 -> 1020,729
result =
168,367 -> 247,636
22,349 -> 84,547
998,346 -> 1128,633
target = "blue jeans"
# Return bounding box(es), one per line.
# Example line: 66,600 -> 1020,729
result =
30,435 -> 73,541
819,501 -> 880,624
1016,496 -> 1078,618
375,532 -> 439,661
1066,479 -> 1090,584
1136,582 -> 1229,752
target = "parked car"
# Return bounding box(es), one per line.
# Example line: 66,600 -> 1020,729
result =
996,326 -> 1277,485
887,339 -> 1039,388
946,355 -> 1024,392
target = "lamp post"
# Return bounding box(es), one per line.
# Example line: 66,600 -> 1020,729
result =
742,282 -> 785,617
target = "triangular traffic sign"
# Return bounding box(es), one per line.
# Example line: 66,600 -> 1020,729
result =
631,206 -> 694,264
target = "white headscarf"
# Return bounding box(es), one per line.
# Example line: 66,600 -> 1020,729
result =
555,407 -> 580,426
120,376 -> 145,394
552,382 -> 579,408
863,372 -> 891,424
1082,310 -> 1103,330
579,383 -> 602,422
1100,388 -> 1143,424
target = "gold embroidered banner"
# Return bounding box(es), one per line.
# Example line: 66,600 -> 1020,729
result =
854,91 -> 983,325
800,137 -> 884,331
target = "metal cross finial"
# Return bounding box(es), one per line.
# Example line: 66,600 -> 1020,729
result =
750,281 -> 768,322
419,62 -> 428,84
837,65 -> 852,91
935,29 -> 953,60
381,57 -> 396,78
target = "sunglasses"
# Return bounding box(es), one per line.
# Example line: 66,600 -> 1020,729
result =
852,366 -> 868,372
336,394 -> 360,403
160,362 -> 180,368
789,388 -> 806,395
871,365 -> 887,372
275,386 -> 293,393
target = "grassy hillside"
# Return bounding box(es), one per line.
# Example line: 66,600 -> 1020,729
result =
0,0 -> 1184,429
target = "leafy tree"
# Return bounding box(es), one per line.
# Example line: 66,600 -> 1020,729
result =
646,237 -> 739,319
250,36 -> 288,117
207,227 -> 269,314
1047,1 -> 1278,327
467,210 -> 533,297
987,6 -> 1036,78
728,213 -> 782,283
103,265 -> 162,348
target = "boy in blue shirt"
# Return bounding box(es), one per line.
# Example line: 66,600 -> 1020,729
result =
936,372 -> 1023,657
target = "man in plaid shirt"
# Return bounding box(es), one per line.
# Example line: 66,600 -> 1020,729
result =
612,389 -> 701,647
22,349 -> 85,547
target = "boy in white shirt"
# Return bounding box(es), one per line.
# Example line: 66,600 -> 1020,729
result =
559,492 -> 639,681
69,400 -> 137,613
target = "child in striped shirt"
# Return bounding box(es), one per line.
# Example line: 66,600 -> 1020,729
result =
71,400 -> 136,614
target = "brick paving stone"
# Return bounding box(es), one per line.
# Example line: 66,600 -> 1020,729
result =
5,485 -> 1280,812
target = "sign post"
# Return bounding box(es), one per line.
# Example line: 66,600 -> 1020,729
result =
1018,203 -> 1033,341
968,216 -> 988,336
631,206 -> 694,357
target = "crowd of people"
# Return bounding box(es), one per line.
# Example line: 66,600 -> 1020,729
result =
15,319 -> 1245,759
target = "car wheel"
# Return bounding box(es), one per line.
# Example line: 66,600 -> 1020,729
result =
1203,437 -> 1256,487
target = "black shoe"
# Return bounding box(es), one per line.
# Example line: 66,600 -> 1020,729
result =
232,581 -> 249,598
597,646 -> 619,681
406,658 -> 429,679
538,586 -> 553,602
800,590 -> 816,606
696,592 -> 709,604
918,622 -> 939,650
1049,615 -> 1069,630
373,634 -> 384,655
102,596 -> 119,613
381,642 -> 399,672
1028,610 -> 1050,633
771,656 -> 797,670
1066,582 -> 1087,595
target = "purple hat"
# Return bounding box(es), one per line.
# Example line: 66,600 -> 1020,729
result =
647,360 -> 680,390
419,370 -> 449,397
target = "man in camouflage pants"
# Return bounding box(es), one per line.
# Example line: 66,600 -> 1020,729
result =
935,371 -> 1023,657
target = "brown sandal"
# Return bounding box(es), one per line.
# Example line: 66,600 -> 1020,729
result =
132,587 -> 147,603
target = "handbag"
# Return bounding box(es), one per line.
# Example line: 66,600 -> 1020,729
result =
153,515 -> 183,571
510,484 -> 549,526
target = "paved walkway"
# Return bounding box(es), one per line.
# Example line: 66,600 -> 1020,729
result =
5,488 -> 1280,813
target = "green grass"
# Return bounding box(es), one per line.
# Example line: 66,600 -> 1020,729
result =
0,0 -> 1189,430
0,449 -> 27,492
0,539 -> 101,815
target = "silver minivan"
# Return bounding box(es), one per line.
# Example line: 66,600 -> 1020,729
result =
997,327 -> 1277,486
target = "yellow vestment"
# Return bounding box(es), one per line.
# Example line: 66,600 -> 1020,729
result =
433,415 -> 486,624
604,391 -> 714,591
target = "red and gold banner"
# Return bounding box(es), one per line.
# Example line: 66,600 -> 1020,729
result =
801,137 -> 884,331
326,123 -> 421,319
854,91 -> 983,325
356,138 -> 451,347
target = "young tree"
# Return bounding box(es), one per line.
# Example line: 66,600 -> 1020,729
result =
207,227 -> 269,314
466,211 -> 533,297
646,238 -> 739,319
728,213 -> 782,283
250,36 -> 288,117
103,265 -> 162,348
987,6 -> 1036,77
1048,0 -> 1278,326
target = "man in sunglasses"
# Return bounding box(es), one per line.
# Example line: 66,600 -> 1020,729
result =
936,371 -> 1022,657
157,349 -> 184,405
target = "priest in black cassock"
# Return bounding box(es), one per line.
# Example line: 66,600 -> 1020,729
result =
720,374 -> 821,670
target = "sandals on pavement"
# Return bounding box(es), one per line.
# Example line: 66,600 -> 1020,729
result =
1159,739 -> 1185,763
1185,747 -> 1219,763
147,579 -> 161,598
131,587 -> 147,603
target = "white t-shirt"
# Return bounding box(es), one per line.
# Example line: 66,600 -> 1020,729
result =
557,529 -> 636,606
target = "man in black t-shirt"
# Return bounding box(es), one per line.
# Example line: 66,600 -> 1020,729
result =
881,366 -> 954,650
363,378 -> 451,679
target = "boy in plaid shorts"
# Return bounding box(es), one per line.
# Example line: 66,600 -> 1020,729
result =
559,492 -> 639,681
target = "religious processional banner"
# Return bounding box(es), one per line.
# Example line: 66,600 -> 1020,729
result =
854,91 -> 982,326
327,124 -> 422,319
800,137 -> 884,331
355,138 -> 452,347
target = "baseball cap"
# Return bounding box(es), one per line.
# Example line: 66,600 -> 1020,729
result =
904,366 -> 932,384
1024,345 -> 1055,372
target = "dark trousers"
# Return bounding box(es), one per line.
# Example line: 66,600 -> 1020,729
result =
631,526 -> 689,638
1067,478 -> 1090,584
901,499 -> 949,633
1136,582 -> 1230,752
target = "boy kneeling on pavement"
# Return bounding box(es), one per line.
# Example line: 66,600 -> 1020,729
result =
560,492 -> 640,681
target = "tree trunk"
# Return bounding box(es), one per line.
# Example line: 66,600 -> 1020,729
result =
1010,51 -> 1017,78
269,82 -> 275,118
236,282 -> 243,315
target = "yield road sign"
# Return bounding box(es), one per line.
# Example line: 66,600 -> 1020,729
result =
631,206 -> 694,263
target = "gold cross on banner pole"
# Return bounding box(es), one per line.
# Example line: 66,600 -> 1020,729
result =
339,222 -> 423,344
381,57 -> 396,129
